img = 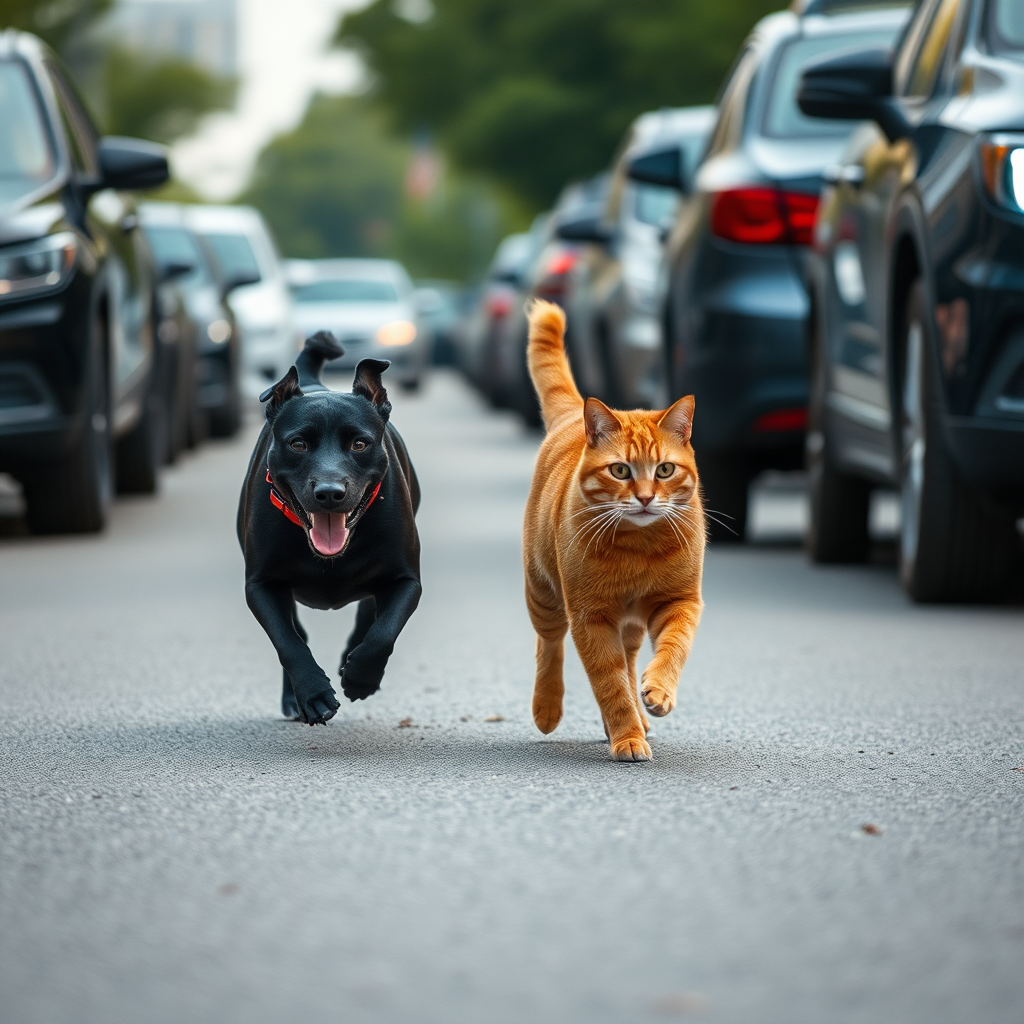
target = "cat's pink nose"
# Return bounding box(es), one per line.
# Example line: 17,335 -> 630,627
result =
637,494 -> 654,507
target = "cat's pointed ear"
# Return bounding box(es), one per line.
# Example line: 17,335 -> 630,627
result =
352,358 -> 392,421
260,366 -> 302,421
584,397 -> 620,446
658,395 -> 694,444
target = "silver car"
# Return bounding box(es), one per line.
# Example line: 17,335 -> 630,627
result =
286,259 -> 427,391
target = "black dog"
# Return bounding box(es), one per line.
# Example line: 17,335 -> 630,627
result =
238,332 -> 421,725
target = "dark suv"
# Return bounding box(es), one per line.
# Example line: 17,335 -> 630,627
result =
0,31 -> 168,533
658,1 -> 910,540
800,0 -> 1024,601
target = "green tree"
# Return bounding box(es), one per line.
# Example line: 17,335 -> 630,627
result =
337,0 -> 780,210
240,93 -> 507,280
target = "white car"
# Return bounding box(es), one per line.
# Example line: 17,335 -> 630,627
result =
183,205 -> 295,396
285,259 -> 428,392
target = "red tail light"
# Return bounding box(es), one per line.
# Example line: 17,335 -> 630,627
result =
753,407 -> 808,433
486,292 -> 513,318
710,188 -> 819,246
545,250 -> 577,277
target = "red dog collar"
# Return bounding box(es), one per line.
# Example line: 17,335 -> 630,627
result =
266,470 -> 381,528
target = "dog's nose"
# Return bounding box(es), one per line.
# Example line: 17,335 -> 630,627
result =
314,483 -> 347,508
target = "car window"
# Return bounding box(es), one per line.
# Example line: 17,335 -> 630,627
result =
0,61 -> 56,204
763,30 -> 902,138
200,232 -> 263,284
291,279 -> 399,303
986,0 -> 1024,60
633,184 -> 679,227
904,0 -> 962,97
144,226 -> 211,282
44,63 -> 98,177
705,47 -> 759,157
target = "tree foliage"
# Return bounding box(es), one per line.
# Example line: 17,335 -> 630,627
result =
337,0 -> 780,210
240,94 -> 506,280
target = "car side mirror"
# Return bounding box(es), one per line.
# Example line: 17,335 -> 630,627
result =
627,147 -> 688,192
97,137 -> 170,191
221,271 -> 262,299
797,46 -> 909,143
555,214 -> 613,245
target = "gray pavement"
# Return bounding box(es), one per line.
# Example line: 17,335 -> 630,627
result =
1,371 -> 1023,1024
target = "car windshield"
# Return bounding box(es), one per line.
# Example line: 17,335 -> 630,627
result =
144,226 -> 210,282
763,29 -> 900,139
0,61 -> 56,205
987,0 -> 1024,60
291,279 -> 399,303
200,232 -> 262,284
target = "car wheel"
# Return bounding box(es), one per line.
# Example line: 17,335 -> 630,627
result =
698,452 -> 750,543
23,321 -> 112,534
898,281 -> 1021,601
805,302 -> 871,563
115,389 -> 163,495
209,360 -> 242,438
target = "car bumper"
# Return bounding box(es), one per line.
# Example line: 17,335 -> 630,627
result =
0,286 -> 91,468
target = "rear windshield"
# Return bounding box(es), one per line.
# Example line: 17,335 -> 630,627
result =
0,61 -> 56,205
987,0 -> 1024,60
200,232 -> 262,284
762,30 -> 900,139
144,226 -> 210,281
291,279 -> 399,303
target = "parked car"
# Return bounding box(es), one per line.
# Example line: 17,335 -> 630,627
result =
799,0 -> 1024,600
182,205 -> 294,397
285,258 -> 427,391
456,230 -> 536,402
563,105 -> 716,410
139,202 -> 242,441
413,280 -> 470,366
658,0 -> 911,540
0,30 -> 169,533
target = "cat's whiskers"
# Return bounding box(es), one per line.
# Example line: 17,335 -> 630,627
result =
567,506 -> 624,553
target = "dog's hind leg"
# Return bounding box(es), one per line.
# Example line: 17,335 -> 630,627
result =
282,607 -> 309,720
340,597 -> 376,674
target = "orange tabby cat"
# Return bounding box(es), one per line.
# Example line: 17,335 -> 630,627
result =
522,300 -> 705,761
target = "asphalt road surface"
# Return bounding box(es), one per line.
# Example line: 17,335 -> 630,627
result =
1,372 -> 1023,1024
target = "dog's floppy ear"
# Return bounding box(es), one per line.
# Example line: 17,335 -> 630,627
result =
260,365 -> 302,420
352,358 -> 392,421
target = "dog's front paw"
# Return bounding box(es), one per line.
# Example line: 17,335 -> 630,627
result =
340,646 -> 386,701
298,688 -> 340,725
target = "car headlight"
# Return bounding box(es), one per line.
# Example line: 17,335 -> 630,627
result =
979,135 -> 1024,213
0,233 -> 77,302
376,320 -> 417,347
207,318 -> 232,344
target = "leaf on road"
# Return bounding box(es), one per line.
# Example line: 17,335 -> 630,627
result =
398,718 -> 413,728
484,715 -> 504,722
650,992 -> 709,1016
218,883 -> 239,895
861,823 -> 883,836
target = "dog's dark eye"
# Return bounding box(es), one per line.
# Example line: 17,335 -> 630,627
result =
351,440 -> 368,452
289,438 -> 307,452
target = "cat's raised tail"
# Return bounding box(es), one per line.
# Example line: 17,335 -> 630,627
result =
527,300 -> 582,430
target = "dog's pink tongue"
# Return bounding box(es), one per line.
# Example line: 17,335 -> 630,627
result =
310,512 -> 349,555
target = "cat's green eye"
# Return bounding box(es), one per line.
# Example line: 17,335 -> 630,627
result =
609,463 -> 631,480
655,463 -> 675,479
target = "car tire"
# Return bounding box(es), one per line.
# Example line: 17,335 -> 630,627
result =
208,363 -> 241,438
698,452 -> 750,543
116,385 -> 163,495
23,321 -> 112,534
805,303 -> 871,563
898,281 -> 1021,602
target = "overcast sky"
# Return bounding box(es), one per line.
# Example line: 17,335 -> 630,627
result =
171,0 -> 367,200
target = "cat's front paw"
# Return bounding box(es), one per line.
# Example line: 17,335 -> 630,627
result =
532,697 -> 562,734
640,679 -> 676,718
611,735 -> 652,762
